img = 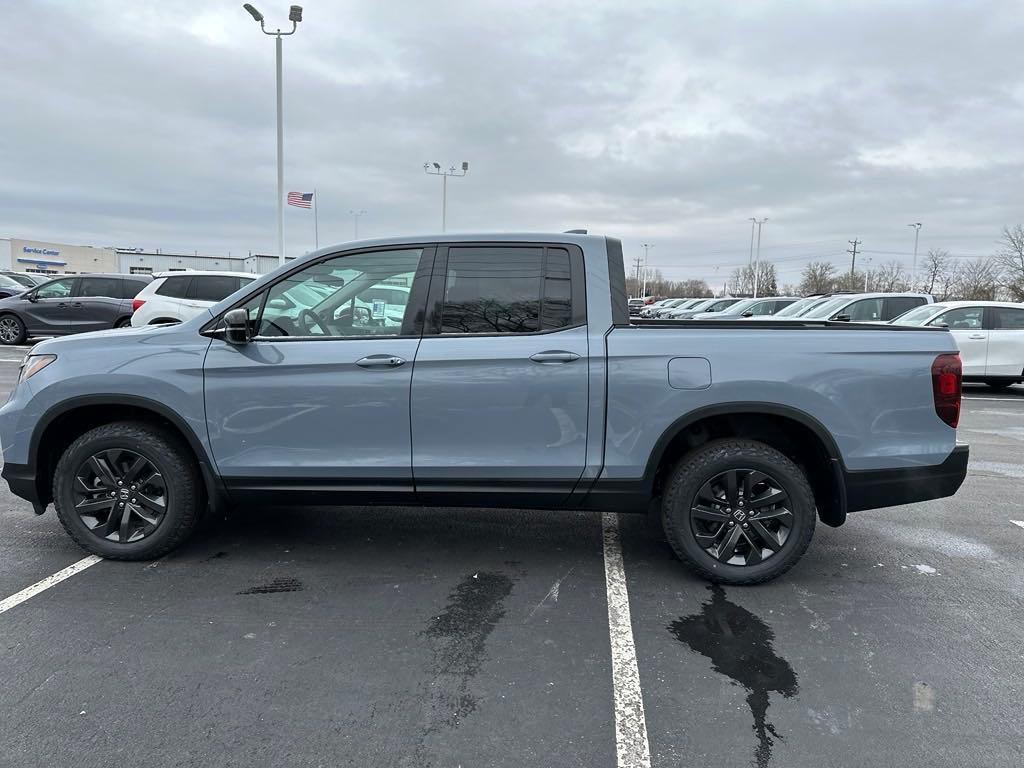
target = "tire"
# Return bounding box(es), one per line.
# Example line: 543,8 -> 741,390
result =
114,317 -> 132,328
662,439 -> 816,585
0,314 -> 27,345
53,421 -> 201,560
984,379 -> 1014,391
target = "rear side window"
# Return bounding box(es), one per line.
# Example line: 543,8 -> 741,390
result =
121,279 -> 150,299
883,296 -> 926,320
76,277 -> 121,298
189,275 -> 242,302
991,307 -> 1024,329
155,276 -> 192,299
439,246 -> 578,334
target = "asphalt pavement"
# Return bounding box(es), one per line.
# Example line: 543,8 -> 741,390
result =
0,346 -> 1021,768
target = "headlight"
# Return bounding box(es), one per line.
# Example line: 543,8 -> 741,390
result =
18,354 -> 57,384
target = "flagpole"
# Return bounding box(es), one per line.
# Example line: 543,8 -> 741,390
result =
313,188 -> 319,250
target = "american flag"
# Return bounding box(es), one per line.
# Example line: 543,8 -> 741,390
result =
287,191 -> 313,208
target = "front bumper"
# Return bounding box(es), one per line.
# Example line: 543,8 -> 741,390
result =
1,461 -> 46,514
844,443 -> 969,513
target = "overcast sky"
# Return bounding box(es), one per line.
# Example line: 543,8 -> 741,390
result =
3,0 -> 1023,286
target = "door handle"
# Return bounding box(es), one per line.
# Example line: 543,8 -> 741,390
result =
969,334 -> 986,339
530,350 -> 580,364
356,354 -> 406,369
71,302 -> 83,308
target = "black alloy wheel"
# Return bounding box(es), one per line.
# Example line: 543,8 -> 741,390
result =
690,468 -> 792,566
72,449 -> 168,543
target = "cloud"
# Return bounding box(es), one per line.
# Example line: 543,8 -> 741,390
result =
2,0 -> 1023,285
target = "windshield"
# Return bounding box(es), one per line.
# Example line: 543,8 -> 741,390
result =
0,274 -> 25,290
892,304 -> 946,325
629,298 -> 644,305
706,298 -> 740,312
801,296 -> 852,319
715,299 -> 758,316
682,299 -> 713,312
773,297 -> 820,317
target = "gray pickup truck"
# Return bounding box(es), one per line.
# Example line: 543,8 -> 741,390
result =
0,233 -> 968,583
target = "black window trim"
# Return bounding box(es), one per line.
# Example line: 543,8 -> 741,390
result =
202,243 -> 438,342
421,241 -> 587,338
987,304 -> 1024,331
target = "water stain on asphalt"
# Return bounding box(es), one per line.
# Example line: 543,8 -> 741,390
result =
413,570 -> 514,758
668,584 -> 798,768
237,577 -> 304,594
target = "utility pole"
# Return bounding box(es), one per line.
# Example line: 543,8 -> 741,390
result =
631,255 -> 643,294
349,209 -> 367,239
749,218 -> 768,298
848,239 -> 862,276
641,243 -> 654,298
423,162 -> 469,232
242,4 -> 305,267
908,222 -> 922,286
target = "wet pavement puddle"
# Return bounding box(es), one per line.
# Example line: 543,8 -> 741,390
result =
668,584 -> 798,768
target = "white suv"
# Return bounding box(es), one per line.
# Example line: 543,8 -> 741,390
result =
131,271 -> 256,326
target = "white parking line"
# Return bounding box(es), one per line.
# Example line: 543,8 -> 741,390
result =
601,512 -> 651,768
0,555 -> 102,615
1011,520 -> 1024,530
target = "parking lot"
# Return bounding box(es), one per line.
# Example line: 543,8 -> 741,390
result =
0,346 -> 1021,768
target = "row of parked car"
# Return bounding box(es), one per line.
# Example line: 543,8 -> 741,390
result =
0,270 -> 256,345
632,291 -> 934,322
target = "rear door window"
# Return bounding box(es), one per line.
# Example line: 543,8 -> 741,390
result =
991,307 -> 1024,329
189,275 -> 242,303
155,276 -> 193,299
883,296 -> 926,320
35,278 -> 74,299
76,277 -> 121,298
841,298 -> 883,321
438,246 -> 579,334
120,279 -> 150,298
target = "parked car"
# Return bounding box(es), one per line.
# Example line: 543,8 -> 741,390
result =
640,298 -> 677,317
664,297 -> 743,319
0,233 -> 967,585
771,294 -> 842,318
693,296 -> 800,319
793,292 -> 932,323
0,273 -> 152,345
0,273 -> 30,299
627,298 -> 646,316
0,271 -> 49,289
131,271 -> 257,327
643,298 -> 690,317
891,300 -> 1024,389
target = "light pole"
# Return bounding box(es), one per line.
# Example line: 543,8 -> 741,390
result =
424,162 -> 469,232
349,209 -> 367,239
908,222 -> 922,287
750,218 -> 768,297
641,243 -> 654,297
242,4 -> 304,267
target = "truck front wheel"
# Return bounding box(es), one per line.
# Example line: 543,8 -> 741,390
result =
661,439 -> 816,585
53,421 -> 201,560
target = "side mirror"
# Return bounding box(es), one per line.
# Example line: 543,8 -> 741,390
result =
834,313 -> 851,322
741,311 -> 754,317
223,308 -> 250,345
23,293 -> 36,302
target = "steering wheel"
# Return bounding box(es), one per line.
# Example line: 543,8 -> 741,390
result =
337,306 -> 372,327
297,308 -> 329,336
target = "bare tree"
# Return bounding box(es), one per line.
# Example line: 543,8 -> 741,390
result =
955,257 -> 1002,300
994,224 -> 1024,301
918,249 -> 951,295
797,261 -> 836,295
873,260 -> 908,292
727,262 -> 778,296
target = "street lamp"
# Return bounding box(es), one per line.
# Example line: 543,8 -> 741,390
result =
349,209 -> 367,239
749,217 -> 768,298
424,161 -> 469,232
641,243 -> 654,298
242,4 -> 304,267
908,222 -> 922,286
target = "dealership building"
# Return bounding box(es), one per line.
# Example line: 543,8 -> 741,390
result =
0,237 -> 283,277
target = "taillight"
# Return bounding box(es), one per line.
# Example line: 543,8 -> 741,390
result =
932,353 -> 962,428
131,299 -> 145,312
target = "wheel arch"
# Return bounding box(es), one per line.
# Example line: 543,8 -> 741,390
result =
644,402 -> 847,527
30,394 -> 226,514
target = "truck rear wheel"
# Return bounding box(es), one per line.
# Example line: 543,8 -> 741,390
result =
661,439 -> 815,585
53,421 -> 201,560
